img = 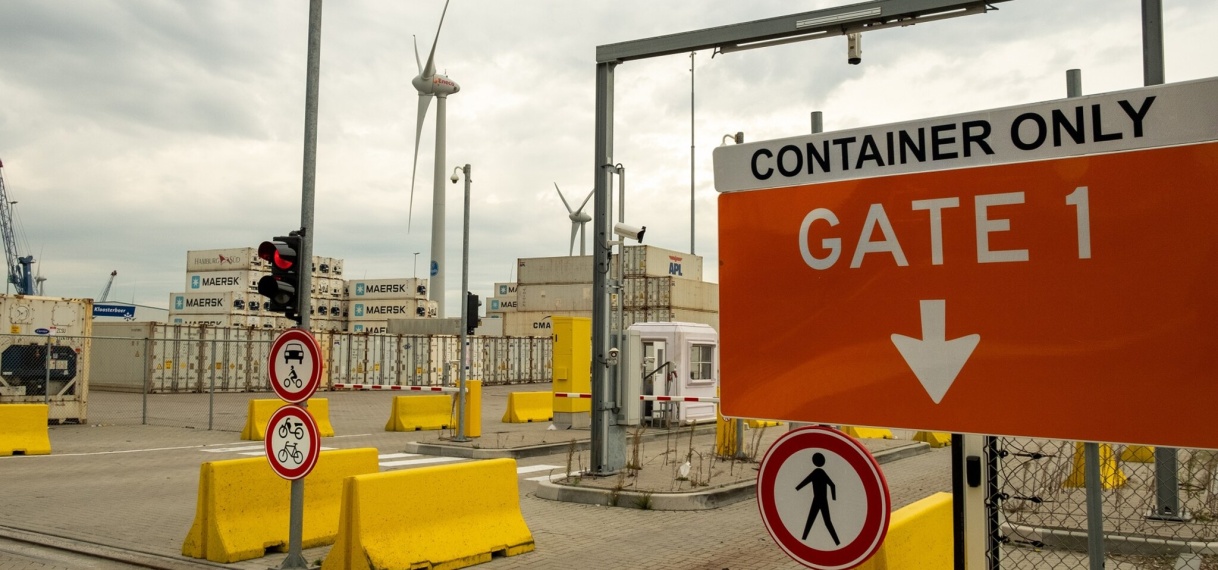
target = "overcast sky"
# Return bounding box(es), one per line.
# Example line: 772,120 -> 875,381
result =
0,0 -> 1215,314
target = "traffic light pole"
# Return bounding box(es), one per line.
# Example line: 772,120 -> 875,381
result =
280,0 -> 321,569
453,164 -> 471,443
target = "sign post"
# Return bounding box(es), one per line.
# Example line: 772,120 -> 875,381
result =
757,426 -> 891,569
267,327 -> 323,569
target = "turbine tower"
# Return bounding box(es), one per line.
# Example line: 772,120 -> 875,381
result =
554,183 -> 593,256
409,0 -> 460,316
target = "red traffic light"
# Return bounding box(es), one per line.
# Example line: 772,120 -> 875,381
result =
259,240 -> 297,271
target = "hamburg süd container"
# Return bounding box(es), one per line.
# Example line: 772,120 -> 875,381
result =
186,248 -> 265,272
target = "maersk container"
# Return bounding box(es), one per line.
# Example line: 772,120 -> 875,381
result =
0,295 -> 92,423
644,278 -> 719,310
169,292 -> 250,315
186,248 -> 265,272
346,277 -> 429,300
517,256 -> 593,285
518,284 -> 593,312
347,320 -> 389,334
622,245 -> 703,280
494,282 -> 518,297
347,299 -> 430,320
169,313 -> 260,328
185,270 -> 265,293
487,296 -> 519,313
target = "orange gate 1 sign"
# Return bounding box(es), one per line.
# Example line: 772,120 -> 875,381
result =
713,77 -> 1218,449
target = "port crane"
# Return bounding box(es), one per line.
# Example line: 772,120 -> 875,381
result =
99,270 -> 117,302
0,159 -> 35,295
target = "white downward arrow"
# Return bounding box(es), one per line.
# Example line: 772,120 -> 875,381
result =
891,300 -> 980,404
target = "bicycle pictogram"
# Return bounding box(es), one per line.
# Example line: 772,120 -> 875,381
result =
277,441 -> 304,465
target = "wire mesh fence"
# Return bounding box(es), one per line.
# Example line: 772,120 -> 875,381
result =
992,437 -> 1218,569
0,326 -> 551,432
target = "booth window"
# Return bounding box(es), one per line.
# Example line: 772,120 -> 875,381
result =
689,344 -> 715,384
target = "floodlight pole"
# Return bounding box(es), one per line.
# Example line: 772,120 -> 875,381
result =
453,164 -> 472,443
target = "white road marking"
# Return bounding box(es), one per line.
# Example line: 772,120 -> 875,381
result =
201,445 -> 264,453
379,456 -> 465,468
515,464 -> 562,475
525,470 -> 581,482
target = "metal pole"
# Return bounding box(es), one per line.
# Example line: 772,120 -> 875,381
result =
689,52 -> 696,255
281,0 -> 321,567
142,337 -> 150,425
1142,0 -> 1165,86
811,111 -> 823,135
43,335 -> 50,405
208,340 -> 216,431
454,164 -> 471,443
592,61 -> 625,475
952,434 -> 965,570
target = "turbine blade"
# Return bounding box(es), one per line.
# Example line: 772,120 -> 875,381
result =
554,182 -> 574,214
576,189 -> 594,214
413,35 -> 422,74
569,223 -> 579,256
408,94 -> 434,232
424,0 -> 451,78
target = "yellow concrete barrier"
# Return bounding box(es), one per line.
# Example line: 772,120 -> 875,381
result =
856,492 -> 952,570
0,404 -> 51,456
240,398 -> 335,441
182,448 -> 379,563
747,419 -> 782,428
1121,445 -> 1155,463
913,431 -> 952,448
1063,442 -> 1127,489
842,426 -> 894,439
501,391 -> 553,423
385,394 -> 453,431
460,380 -> 481,438
322,458 -> 534,570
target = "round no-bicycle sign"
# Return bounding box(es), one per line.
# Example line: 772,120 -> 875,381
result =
268,328 -> 322,404
264,404 -> 320,480
757,426 -> 891,570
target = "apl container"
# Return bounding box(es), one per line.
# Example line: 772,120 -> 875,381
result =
621,245 -> 703,280
517,256 -> 593,285
186,248 -> 265,272
346,278 -> 429,300
185,270 -> 266,293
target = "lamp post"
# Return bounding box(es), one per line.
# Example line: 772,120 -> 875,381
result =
450,164 -> 472,442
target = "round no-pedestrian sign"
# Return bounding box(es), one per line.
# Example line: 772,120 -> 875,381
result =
268,328 -> 322,403
264,404 -> 320,480
756,426 -> 891,569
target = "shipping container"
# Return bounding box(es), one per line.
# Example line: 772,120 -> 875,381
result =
345,277 -> 429,300
641,308 -> 719,331
92,302 -> 169,323
185,269 -> 265,293
517,256 -> 593,285
493,282 -> 518,297
502,310 -> 590,337
487,296 -> 519,313
347,320 -> 389,334
622,245 -> 703,280
644,277 -> 719,310
186,248 -> 265,272
169,292 -> 250,315
518,283 -> 593,312
0,295 -> 93,423
347,299 -> 431,320
169,314 -> 260,328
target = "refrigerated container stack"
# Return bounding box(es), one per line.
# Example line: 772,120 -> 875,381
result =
342,277 -> 435,334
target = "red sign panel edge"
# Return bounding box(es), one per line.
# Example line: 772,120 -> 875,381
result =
757,426 -> 890,570
269,328 -> 323,403
264,404 -> 320,480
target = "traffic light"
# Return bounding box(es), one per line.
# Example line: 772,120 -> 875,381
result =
465,292 -> 481,335
258,233 -> 302,324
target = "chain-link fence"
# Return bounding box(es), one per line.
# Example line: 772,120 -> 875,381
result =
991,437 -> 1218,569
0,326 -> 552,432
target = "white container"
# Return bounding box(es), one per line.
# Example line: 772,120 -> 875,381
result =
186,248 -> 265,272
169,292 -> 250,315
332,258 -> 344,277
347,320 -> 390,334
185,270 -> 265,293
327,276 -> 344,298
0,295 -> 93,423
346,278 -> 429,300
644,278 -> 719,310
347,299 -> 429,320
494,282 -> 518,297
487,296 -> 519,313
518,283 -> 593,312
168,314 -> 260,328
517,256 -> 593,285
622,245 -> 703,280
502,311 -> 591,337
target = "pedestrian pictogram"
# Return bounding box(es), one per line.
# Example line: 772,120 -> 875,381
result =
757,426 -> 890,570
264,404 -> 320,480
268,328 -> 322,403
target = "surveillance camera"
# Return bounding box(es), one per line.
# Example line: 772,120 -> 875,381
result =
613,223 -> 646,243
450,173 -> 460,184
847,33 -> 862,65
608,347 -> 619,358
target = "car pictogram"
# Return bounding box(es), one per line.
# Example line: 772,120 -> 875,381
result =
283,341 -> 305,364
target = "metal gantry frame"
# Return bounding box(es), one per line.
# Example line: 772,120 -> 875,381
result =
588,0 -> 1008,476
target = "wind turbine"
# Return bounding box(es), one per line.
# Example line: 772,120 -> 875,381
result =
554,183 -> 593,256
409,0 -> 460,316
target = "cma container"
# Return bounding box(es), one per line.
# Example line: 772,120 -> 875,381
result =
186,248 -> 266,272
347,299 -> 434,320
346,278 -> 429,300
502,310 -> 590,337
494,282 -> 518,297
0,295 -> 92,423
644,278 -> 719,311
185,270 -> 265,293
517,256 -> 592,285
518,283 -> 593,312
169,292 -> 251,315
622,245 -> 703,280
487,297 -> 518,313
